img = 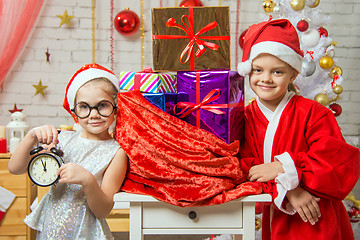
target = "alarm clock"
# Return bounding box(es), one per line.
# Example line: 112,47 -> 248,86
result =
28,145 -> 64,187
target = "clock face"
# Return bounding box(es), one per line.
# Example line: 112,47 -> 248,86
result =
28,154 -> 62,187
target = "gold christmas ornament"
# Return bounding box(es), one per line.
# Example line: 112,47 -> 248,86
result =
57,10 -> 74,27
329,65 -> 343,79
333,85 -> 343,95
319,55 -> 334,70
290,0 -> 305,11
314,93 -> 329,106
308,0 -> 320,8
263,0 -> 276,12
305,0 -> 317,6
255,216 -> 262,231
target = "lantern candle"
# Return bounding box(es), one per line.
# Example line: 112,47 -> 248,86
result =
0,126 -> 6,138
0,138 -> 6,153
9,137 -> 20,153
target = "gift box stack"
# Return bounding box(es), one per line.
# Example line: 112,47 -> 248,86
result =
119,6 -> 244,144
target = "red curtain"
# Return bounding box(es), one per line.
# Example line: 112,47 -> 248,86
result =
0,0 -> 46,88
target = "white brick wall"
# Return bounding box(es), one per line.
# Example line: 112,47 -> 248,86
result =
1,0 -> 359,139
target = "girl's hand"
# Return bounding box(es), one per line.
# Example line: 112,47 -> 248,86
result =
29,125 -> 59,145
286,186 -> 321,225
57,163 -> 93,186
248,161 -> 284,182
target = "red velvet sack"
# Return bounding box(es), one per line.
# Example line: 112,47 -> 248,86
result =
115,90 -> 262,207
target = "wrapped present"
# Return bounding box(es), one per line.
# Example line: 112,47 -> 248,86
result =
152,6 -> 230,71
176,70 -> 244,143
144,93 -> 184,116
144,93 -> 165,111
119,70 -> 176,93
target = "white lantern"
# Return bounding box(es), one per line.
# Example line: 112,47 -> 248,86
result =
6,112 -> 29,153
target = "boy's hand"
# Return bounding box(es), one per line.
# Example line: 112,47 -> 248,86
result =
248,161 -> 284,182
286,186 -> 321,225
29,125 -> 59,145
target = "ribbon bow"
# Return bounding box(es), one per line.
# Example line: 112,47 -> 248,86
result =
331,74 -> 340,88
175,89 -> 226,118
166,16 -> 220,64
306,51 -> 314,60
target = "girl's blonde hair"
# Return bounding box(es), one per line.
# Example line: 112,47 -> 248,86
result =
75,77 -> 118,105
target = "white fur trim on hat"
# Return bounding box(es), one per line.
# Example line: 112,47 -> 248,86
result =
237,60 -> 252,76
249,41 -> 303,73
66,68 -> 120,111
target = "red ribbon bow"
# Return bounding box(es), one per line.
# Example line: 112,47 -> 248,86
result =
331,74 -> 340,88
153,7 -> 230,70
175,88 -> 226,118
306,51 -> 314,60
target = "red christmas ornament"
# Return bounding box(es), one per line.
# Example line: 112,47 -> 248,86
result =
114,9 -> 140,35
318,26 -> 328,37
238,28 -> 248,49
179,0 -> 204,7
329,103 -> 342,116
297,19 -> 309,32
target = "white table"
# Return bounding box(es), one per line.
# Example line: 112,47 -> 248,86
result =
114,192 -> 271,240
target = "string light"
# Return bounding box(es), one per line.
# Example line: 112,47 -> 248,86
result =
235,0 -> 240,68
92,0 -> 96,63
110,0 -> 114,71
140,0 -> 145,69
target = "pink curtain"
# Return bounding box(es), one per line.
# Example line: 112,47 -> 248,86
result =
0,0 -> 46,88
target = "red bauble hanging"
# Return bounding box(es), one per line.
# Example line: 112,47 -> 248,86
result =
329,103 -> 342,116
238,28 -> 248,49
318,26 -> 328,37
179,0 -> 204,7
114,9 -> 140,35
297,19 -> 309,32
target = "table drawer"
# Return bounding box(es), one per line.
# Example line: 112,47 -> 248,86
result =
143,201 -> 243,228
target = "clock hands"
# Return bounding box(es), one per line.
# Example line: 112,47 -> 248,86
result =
41,159 -> 47,172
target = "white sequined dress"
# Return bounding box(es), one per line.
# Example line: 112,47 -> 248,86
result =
24,131 -> 120,240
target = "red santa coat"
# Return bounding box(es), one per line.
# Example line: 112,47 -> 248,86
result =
239,92 -> 360,240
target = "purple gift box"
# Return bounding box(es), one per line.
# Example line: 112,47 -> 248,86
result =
176,70 -> 244,143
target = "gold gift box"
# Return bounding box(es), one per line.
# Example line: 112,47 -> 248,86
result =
152,6 -> 230,71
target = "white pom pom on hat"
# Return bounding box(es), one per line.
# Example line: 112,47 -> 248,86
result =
238,19 -> 304,76
63,63 -> 119,121
237,60 -> 252,76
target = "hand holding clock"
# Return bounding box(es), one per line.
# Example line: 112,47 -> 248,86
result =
29,125 -> 60,146
57,163 -> 92,186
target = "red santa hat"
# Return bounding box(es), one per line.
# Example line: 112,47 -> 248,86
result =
63,63 -> 119,121
237,19 -> 304,76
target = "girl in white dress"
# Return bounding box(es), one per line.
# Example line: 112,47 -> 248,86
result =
8,64 -> 128,239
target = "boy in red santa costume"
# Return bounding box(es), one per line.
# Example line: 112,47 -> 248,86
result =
237,18 -> 360,240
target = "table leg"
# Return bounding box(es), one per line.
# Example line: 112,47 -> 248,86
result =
129,202 -> 144,240
242,202 -> 255,240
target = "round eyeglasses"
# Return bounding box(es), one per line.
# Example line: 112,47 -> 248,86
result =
71,100 -> 116,119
